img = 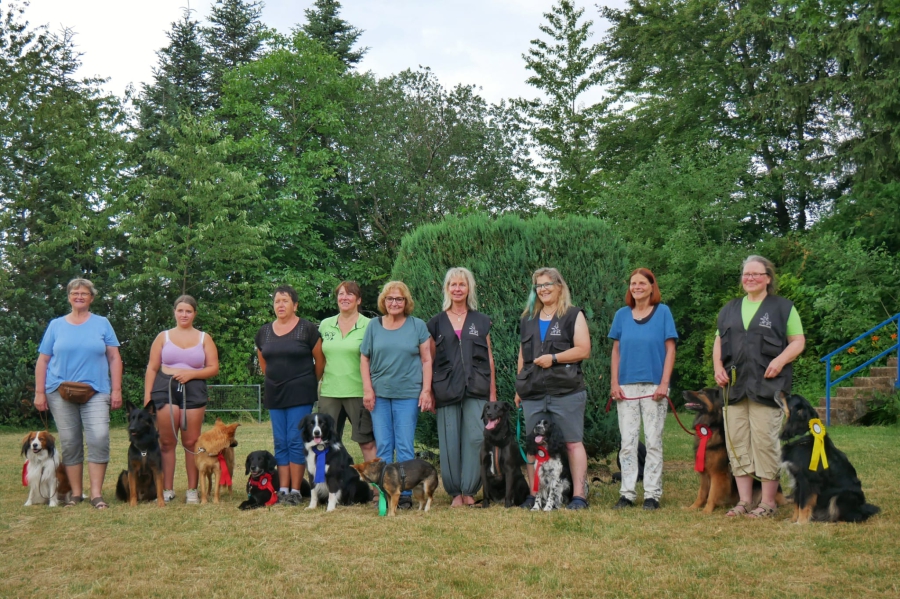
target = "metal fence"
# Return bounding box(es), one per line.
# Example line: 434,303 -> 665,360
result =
206,384 -> 262,423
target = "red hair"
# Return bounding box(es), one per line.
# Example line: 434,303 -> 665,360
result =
625,268 -> 662,307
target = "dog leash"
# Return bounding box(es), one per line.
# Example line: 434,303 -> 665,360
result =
166,375 -> 197,455
514,408 -> 534,464
721,369 -> 764,482
605,394 -> 695,436
356,468 -> 390,517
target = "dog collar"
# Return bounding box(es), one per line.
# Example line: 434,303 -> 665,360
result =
782,431 -> 811,446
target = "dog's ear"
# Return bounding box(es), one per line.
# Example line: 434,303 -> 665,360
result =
45,434 -> 55,457
124,401 -> 136,414
499,402 -> 510,415
245,453 -> 253,476
144,401 -> 157,416
265,452 -> 277,472
481,403 -> 490,420
21,432 -> 32,457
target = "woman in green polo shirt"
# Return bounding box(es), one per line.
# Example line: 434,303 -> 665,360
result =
318,281 -> 376,462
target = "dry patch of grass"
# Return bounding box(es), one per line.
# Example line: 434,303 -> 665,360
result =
1,416 -> 898,599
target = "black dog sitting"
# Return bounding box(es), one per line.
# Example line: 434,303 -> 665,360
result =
115,402 -> 165,507
300,413 -> 373,511
239,450 -> 304,510
479,402 -> 530,508
525,419 -> 573,511
780,393 -> 880,524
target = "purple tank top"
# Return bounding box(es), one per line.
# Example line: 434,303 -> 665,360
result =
161,330 -> 206,370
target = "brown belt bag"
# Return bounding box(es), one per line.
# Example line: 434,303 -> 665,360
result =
58,381 -> 97,404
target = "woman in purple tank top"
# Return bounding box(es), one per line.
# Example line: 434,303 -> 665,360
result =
144,295 -> 220,504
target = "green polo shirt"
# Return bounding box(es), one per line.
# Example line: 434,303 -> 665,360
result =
319,313 -> 370,398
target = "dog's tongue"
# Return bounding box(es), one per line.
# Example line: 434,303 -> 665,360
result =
485,418 -> 499,430
313,436 -> 322,445
534,435 -> 544,444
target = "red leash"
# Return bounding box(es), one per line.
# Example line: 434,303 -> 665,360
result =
605,394 -> 695,436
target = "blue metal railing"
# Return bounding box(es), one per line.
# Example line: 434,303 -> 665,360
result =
820,313 -> 900,425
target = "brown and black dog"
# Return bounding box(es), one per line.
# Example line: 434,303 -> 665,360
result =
683,388 -> 786,514
115,402 -> 165,507
352,458 -> 438,516
195,418 -> 240,504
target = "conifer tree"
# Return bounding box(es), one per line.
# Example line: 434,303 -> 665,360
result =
301,0 -> 366,68
203,0 -> 267,108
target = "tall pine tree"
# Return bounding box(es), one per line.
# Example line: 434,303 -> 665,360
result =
301,0 -> 366,68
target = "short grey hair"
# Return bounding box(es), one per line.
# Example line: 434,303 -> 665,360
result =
441,267 -> 478,311
742,255 -> 777,295
66,278 -> 97,297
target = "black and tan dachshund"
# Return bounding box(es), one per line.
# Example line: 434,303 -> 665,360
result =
115,402 -> 165,507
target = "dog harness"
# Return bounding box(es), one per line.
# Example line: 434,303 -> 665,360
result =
533,446 -> 550,493
694,425 -> 713,472
312,446 -> 329,484
248,474 -> 278,506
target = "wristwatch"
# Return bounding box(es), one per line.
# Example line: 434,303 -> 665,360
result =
552,354 -> 558,365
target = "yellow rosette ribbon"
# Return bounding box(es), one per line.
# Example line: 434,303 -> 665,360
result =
808,418 -> 829,471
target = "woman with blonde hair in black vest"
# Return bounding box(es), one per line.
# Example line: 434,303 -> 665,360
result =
514,267 -> 591,510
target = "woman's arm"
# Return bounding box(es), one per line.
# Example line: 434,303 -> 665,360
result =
361,354 -> 375,411
144,333 -> 165,406
312,338 -> 325,381
610,340 -> 623,400
765,334 -> 805,378
419,341 -> 434,412
534,311 -> 592,368
106,346 -> 123,410
713,336 -> 729,387
257,349 -> 267,375
34,353 -> 51,411
654,338 -> 676,401
487,333 -> 497,402
514,345 -> 524,407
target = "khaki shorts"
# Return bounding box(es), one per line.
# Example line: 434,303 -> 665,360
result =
317,396 -> 375,445
723,398 -> 782,480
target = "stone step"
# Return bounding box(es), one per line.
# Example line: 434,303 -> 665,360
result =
869,366 -> 898,379
826,396 -> 866,411
851,376 -> 896,389
816,406 -> 857,425
835,386 -> 875,399
889,357 -> 898,368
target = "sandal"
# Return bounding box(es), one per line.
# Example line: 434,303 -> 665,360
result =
64,496 -> 84,507
726,501 -> 749,517
746,501 -> 777,519
90,496 -> 109,510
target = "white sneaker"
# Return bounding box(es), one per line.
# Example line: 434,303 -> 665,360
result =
185,489 -> 199,504
163,490 -> 176,503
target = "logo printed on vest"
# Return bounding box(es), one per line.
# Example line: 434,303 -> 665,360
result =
758,312 -> 772,329
468,323 -> 479,337
549,322 -> 562,337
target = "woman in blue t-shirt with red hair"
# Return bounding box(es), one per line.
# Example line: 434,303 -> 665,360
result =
608,268 -> 678,511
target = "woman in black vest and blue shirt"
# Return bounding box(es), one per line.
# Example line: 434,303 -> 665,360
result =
427,267 -> 496,507
713,256 -> 805,518
514,267 -> 591,510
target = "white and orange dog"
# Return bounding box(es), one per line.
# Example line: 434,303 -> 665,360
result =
21,431 -> 71,507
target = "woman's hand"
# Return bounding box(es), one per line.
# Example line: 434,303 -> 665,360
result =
610,384 -> 624,400
170,369 -> 195,384
111,389 -> 123,410
533,354 -> 553,369
514,393 -> 522,408
363,389 -> 376,412
714,366 -> 730,387
653,384 -> 668,402
34,392 -> 48,411
764,358 -> 784,379
419,389 -> 434,413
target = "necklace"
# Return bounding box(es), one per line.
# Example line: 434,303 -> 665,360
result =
450,308 -> 467,323
541,308 -> 555,320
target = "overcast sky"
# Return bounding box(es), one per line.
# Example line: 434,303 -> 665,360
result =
23,0 -> 626,105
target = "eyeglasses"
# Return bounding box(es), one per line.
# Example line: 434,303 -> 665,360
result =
385,297 -> 406,304
534,283 -> 556,291
69,292 -> 92,298
742,273 -> 768,280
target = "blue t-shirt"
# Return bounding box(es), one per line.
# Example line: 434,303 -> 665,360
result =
539,319 -> 551,342
608,304 -> 678,386
38,314 -> 120,394
360,316 -> 430,399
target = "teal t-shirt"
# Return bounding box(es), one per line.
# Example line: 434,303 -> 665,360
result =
319,313 -> 370,398
360,316 -> 430,399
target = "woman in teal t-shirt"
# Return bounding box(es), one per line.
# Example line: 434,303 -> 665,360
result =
318,281 -> 375,462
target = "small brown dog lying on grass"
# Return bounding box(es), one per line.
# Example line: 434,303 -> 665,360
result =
195,418 -> 239,504
352,458 -> 438,516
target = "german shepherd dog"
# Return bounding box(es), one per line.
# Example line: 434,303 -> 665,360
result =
480,402 -> 530,508
683,389 -> 788,514
352,458 -> 439,516
779,393 -> 880,523
115,402 -> 165,507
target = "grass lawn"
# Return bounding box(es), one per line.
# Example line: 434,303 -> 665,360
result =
1,414 -> 897,599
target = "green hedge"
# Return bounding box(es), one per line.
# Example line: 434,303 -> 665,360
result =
392,213 -> 629,457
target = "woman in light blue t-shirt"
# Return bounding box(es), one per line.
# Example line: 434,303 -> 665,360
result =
34,278 -> 123,509
608,268 -> 677,512
360,281 -> 433,510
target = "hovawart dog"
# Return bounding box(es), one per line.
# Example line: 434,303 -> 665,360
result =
21,431 -> 71,507
352,458 -> 438,516
195,418 -> 240,504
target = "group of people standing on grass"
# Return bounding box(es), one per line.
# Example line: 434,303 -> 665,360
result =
33,255 -> 804,515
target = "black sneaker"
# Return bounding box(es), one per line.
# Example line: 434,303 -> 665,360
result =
612,496 -> 634,509
519,495 -> 535,509
643,498 -> 660,511
397,496 -> 413,510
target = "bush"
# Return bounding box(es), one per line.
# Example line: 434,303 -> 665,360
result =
392,213 -> 629,457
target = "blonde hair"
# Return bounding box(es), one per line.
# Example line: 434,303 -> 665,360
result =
522,267 -> 573,320
66,278 -> 96,297
441,267 -> 478,311
377,281 -> 415,316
